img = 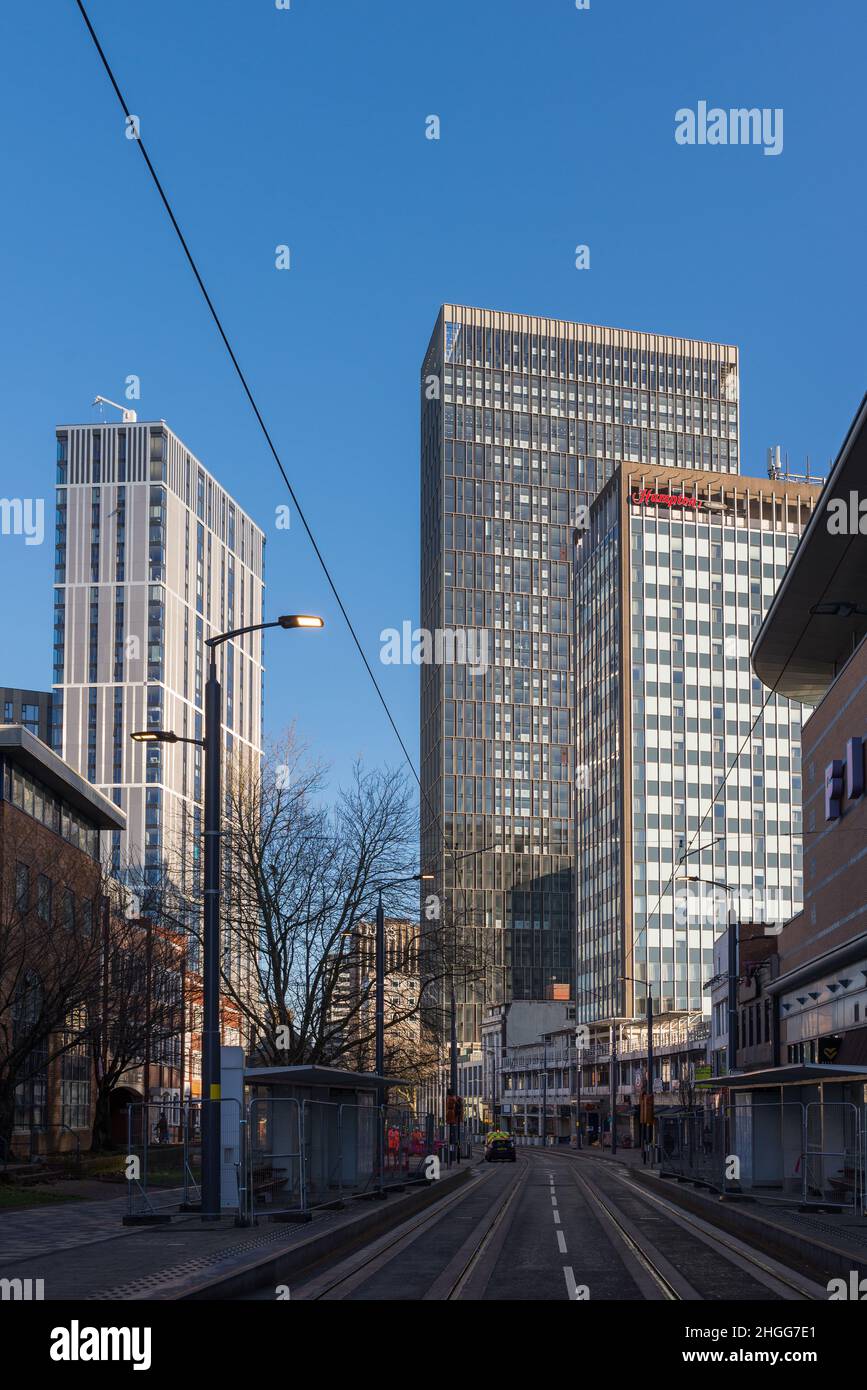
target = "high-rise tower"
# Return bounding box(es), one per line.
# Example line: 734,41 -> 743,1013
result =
53,418 -> 265,979
573,464 -> 817,1023
420,305 -> 740,1045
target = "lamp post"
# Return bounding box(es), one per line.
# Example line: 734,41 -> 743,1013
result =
541,1033 -> 549,1148
133,611 -> 323,1219
621,974 -> 656,1163
680,875 -> 738,1076
422,844 -> 495,1159
610,1020 -> 618,1155
372,871 -> 434,1191
574,1030 -> 583,1149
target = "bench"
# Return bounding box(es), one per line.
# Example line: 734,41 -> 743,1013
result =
250,1163 -> 289,1204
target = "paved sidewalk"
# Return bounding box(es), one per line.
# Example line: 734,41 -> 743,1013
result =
0,1166 -> 478,1300
0,1188 -> 171,1262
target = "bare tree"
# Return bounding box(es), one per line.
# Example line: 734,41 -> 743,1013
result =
195,733 -> 478,1072
678,1061 -> 697,1112
0,820 -> 105,1157
88,904 -> 185,1151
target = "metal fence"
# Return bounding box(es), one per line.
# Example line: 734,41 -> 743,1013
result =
125,1099 -> 244,1221
122,1098 -> 440,1224
245,1100 -> 439,1223
658,1101 -> 865,1213
248,1096 -> 303,1219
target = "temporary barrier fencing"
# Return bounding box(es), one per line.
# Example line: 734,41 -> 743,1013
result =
658,1100 -> 865,1214
125,1098 -> 244,1221
123,1097 -> 438,1225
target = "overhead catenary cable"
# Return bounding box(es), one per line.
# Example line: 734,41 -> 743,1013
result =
73,3 -> 855,1027
72,1 -> 473,898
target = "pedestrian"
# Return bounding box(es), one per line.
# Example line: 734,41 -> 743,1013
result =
157,1109 -> 169,1145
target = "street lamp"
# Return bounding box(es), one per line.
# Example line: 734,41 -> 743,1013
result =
132,611 -> 323,1220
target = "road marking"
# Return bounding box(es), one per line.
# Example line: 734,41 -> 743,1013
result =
564,1266 -> 581,1300
553,1209 -> 561,1224
551,1195 -> 558,1207
557,1230 -> 568,1254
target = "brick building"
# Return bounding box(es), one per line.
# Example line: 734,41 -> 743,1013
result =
0,726 -> 125,1155
745,389 -> 867,1107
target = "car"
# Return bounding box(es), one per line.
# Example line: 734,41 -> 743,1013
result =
485,1132 -> 516,1163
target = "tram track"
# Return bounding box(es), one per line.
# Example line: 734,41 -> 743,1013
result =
554,1152 -> 826,1301
291,1157 -> 526,1300
259,1146 -> 830,1301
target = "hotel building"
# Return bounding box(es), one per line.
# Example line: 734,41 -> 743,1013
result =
574,464 -> 819,1025
420,304 -> 742,1046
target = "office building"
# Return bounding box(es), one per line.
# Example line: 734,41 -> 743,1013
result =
53,418 -> 266,982
329,918 -> 422,1077
574,463 -> 819,1025
0,687 -> 53,744
420,304 -> 741,1046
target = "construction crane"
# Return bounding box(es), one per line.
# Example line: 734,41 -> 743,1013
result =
92,394 -> 137,423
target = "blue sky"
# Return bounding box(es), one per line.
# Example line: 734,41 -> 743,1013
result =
2,0 -> 866,798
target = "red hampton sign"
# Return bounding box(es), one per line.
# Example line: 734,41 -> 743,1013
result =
631,488 -> 702,510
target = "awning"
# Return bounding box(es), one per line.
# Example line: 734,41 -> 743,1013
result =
0,725 -> 126,830
702,1062 -> 867,1088
751,389 -> 867,703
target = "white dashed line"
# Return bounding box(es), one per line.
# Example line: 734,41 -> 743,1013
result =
557,1230 -> 568,1254
553,1210 -> 561,1224
551,1195 -> 558,1207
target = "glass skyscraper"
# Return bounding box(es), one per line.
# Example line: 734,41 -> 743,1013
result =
420,305 -> 741,1045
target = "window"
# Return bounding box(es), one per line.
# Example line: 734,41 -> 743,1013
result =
36,874 -> 52,924
12,971 -> 46,1130
14,862 -> 29,915
61,888 -> 75,931
80,898 -> 94,938
21,703 -> 39,735
60,1008 -> 90,1130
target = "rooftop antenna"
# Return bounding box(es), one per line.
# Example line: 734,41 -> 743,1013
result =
92,394 -> 137,423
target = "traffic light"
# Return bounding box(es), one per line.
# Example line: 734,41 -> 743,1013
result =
640,1094 -> 655,1126
446,1092 -> 463,1125
454,1096 -> 464,1123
